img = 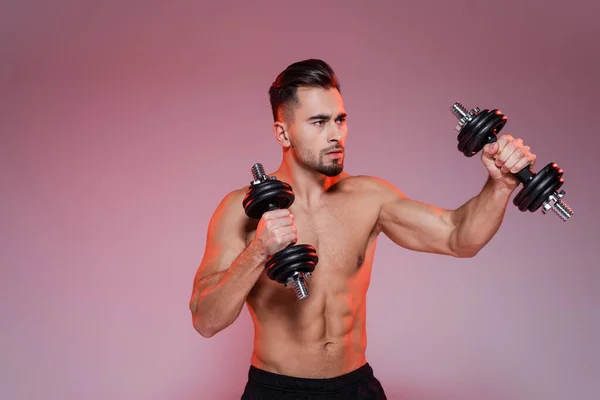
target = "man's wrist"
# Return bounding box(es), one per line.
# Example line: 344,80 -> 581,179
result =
247,238 -> 270,264
489,178 -> 517,198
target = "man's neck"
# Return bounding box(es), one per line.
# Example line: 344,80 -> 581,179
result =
272,155 -> 342,208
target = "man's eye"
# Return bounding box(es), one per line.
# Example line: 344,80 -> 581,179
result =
314,120 -> 323,126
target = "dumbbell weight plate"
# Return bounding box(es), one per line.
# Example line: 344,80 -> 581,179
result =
513,163 -> 564,212
243,179 -> 295,219
457,109 -> 507,157
266,244 -> 318,283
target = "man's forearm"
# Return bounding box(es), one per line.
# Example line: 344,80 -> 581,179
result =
190,241 -> 267,337
449,176 -> 514,257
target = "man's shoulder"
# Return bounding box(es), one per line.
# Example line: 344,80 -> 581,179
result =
224,185 -> 251,201
338,174 -> 397,194
211,185 -> 250,218
337,174 -> 407,207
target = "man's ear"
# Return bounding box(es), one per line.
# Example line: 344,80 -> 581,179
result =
274,121 -> 291,148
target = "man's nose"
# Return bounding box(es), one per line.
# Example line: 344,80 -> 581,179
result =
327,123 -> 342,142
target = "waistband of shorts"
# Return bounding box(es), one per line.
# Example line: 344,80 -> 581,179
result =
247,362 -> 374,393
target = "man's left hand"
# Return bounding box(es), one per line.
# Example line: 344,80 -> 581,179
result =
481,134 -> 537,191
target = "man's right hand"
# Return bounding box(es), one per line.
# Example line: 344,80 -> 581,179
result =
252,209 -> 298,257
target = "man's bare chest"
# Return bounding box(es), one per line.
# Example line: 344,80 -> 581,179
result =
245,195 -> 380,272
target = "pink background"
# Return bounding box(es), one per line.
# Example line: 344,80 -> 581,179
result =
2,1 -> 599,399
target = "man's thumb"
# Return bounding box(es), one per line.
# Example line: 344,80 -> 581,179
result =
482,142 -> 498,158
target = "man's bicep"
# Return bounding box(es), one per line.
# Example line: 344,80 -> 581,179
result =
194,191 -> 247,283
374,179 -> 457,255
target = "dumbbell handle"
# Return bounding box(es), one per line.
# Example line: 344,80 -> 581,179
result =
486,136 -> 535,184
265,203 -> 279,212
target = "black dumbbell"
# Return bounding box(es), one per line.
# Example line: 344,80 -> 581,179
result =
450,102 -> 573,221
242,163 -> 318,300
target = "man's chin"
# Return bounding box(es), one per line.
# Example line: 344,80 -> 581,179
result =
320,165 -> 344,177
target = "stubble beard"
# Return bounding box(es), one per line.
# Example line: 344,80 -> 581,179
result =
293,144 -> 344,177
317,158 -> 343,177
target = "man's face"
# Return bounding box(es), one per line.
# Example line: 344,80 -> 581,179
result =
283,87 -> 347,177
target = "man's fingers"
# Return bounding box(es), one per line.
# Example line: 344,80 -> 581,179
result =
510,154 -> 536,174
482,142 -> 498,157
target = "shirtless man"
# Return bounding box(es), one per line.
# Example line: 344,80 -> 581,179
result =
189,59 -> 536,399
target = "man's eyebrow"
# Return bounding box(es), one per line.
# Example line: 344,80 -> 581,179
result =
307,112 -> 347,121
308,113 -> 330,121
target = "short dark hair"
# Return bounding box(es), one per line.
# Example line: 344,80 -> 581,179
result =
268,59 -> 341,123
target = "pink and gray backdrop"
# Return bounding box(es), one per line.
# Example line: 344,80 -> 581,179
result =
2,1 -> 599,399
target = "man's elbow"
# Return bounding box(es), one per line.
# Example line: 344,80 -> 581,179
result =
192,315 -> 220,338
197,327 -> 217,339
447,236 -> 484,258
190,298 -> 217,338
448,244 -> 481,258
452,249 -> 479,258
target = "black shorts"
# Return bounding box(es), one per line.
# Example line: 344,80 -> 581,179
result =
241,362 -> 387,399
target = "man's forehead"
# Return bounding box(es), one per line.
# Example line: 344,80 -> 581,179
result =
295,87 -> 344,112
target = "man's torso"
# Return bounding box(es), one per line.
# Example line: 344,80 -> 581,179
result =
237,174 -> 387,378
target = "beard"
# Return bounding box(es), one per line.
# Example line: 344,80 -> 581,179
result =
315,159 -> 343,176
292,143 -> 344,177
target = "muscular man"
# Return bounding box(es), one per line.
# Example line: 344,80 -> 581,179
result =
189,59 -> 536,399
